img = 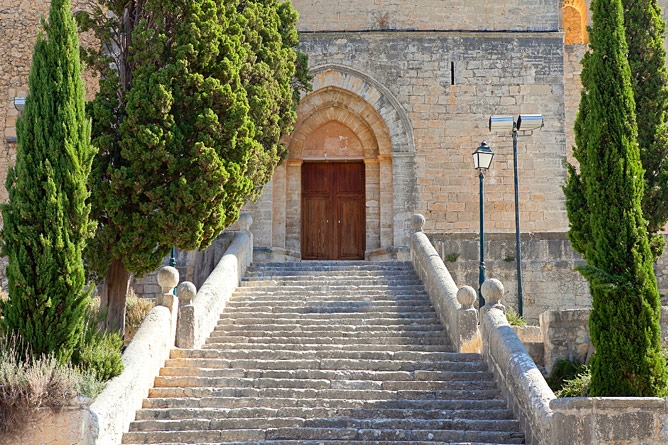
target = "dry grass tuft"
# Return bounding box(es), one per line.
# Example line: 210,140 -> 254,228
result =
124,289 -> 155,346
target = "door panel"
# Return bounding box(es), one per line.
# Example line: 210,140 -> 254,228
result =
302,162 -> 365,260
337,196 -> 365,260
302,197 -> 330,259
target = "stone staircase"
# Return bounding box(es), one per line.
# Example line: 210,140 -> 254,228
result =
123,261 -> 524,444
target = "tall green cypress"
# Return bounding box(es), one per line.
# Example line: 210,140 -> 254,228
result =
564,0 -> 667,396
622,0 -> 668,257
0,0 -> 95,362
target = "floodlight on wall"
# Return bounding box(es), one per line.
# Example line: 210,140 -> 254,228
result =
14,97 -> 26,113
517,114 -> 544,131
489,115 -> 514,132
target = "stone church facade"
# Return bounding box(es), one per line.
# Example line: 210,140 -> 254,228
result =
2,1 -> 668,319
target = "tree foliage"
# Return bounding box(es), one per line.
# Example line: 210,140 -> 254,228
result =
622,0 -> 668,257
0,0 -> 95,362
564,0 -> 667,396
76,0 -> 309,331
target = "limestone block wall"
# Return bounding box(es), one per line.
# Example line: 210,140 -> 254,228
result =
283,31 -> 568,240
427,232 -> 591,322
292,0 -> 559,33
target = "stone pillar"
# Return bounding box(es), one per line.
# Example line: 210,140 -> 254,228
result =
285,160 -> 302,252
392,152 -> 417,247
272,162 -> 287,249
157,266 -> 180,344
456,286 -> 481,353
379,156 -> 394,247
365,159 -> 381,251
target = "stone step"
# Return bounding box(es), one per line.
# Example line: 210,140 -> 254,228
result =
135,406 -> 516,422
241,278 -> 423,286
214,318 -> 442,329
142,396 -> 512,411
171,349 -> 473,362
217,311 -> 439,321
200,342 -> 453,352
164,357 -> 488,372
224,303 -> 436,313
123,427 -> 524,444
158,367 -> 492,382
211,325 -> 445,336
152,375 -> 499,392
147,386 -> 503,401
202,335 -> 449,346
248,261 -> 412,269
129,417 -> 520,433
227,296 -> 432,305
232,286 -> 427,298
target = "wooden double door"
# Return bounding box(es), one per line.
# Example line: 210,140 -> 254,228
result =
301,162 -> 366,260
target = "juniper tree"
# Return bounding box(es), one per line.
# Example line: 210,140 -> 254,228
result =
77,0 -> 309,333
622,0 -> 668,257
0,0 -> 95,362
564,0 -> 667,396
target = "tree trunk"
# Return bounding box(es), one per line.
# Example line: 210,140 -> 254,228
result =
101,257 -> 131,335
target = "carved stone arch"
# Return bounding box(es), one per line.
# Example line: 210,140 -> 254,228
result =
302,65 -> 417,246
563,0 -> 588,45
308,64 -> 415,154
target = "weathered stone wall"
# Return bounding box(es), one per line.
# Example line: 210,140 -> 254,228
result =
540,307 -> 668,373
563,44 -> 586,166
428,232 -> 668,322
427,232 -> 590,322
0,0 -> 98,206
291,0 -> 559,33
242,30 -> 568,249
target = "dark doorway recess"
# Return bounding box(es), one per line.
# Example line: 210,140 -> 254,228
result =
301,162 -> 366,260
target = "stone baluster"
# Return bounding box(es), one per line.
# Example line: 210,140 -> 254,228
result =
177,281 -> 197,306
481,278 -> 505,312
456,285 -> 481,353
157,266 -> 179,311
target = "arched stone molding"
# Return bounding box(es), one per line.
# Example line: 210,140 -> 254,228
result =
302,65 -> 417,247
276,84 -> 396,255
308,64 -> 415,154
563,0 -> 588,45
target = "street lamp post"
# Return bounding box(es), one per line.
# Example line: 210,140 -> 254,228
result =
169,246 -> 177,295
473,141 -> 495,308
488,114 -> 543,316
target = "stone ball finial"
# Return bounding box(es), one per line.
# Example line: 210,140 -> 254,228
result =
177,281 -> 197,303
481,278 -> 504,306
457,286 -> 477,309
157,266 -> 179,293
238,213 -> 253,231
411,214 -> 425,232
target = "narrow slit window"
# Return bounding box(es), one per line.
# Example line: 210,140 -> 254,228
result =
451,62 -> 455,85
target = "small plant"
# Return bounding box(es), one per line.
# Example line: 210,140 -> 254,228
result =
547,358 -> 587,392
0,336 -> 83,436
556,367 -> 591,398
375,11 -> 391,29
70,299 -> 123,382
124,289 -> 155,346
503,256 -> 515,262
505,307 -> 527,326
445,253 -> 460,263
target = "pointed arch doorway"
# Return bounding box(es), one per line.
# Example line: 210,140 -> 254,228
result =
302,161 -> 366,260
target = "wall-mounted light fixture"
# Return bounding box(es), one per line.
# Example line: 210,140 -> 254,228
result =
14,97 -> 26,113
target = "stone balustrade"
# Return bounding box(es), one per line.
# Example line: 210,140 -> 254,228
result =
409,214 -> 480,353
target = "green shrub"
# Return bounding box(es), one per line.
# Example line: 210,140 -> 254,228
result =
505,307 -> 527,326
71,300 -> 123,382
547,359 -> 587,392
445,253 -> 460,263
556,368 -> 591,398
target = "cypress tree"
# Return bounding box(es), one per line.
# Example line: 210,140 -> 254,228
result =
622,0 -> 668,257
564,0 -> 667,396
0,0 -> 95,362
